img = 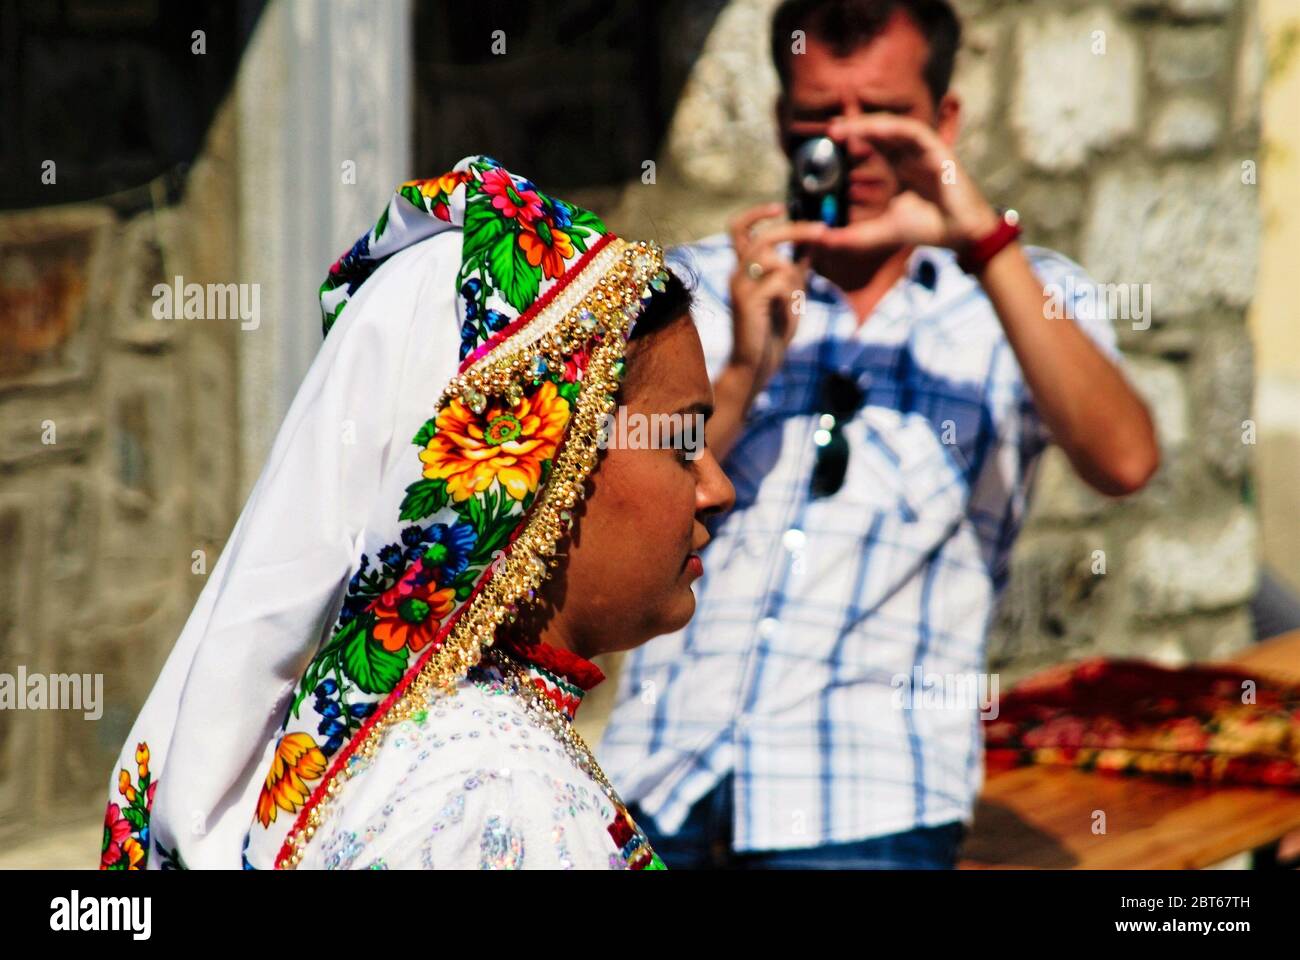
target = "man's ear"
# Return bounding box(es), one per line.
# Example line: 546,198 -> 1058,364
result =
935,91 -> 961,148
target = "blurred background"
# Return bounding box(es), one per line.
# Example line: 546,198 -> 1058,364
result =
1,0 -> 1297,867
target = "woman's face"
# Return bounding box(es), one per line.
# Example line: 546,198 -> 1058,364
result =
534,312 -> 735,659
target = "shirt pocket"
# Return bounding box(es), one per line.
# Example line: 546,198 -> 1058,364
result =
835,405 -> 968,528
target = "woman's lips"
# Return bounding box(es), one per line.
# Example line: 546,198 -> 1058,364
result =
685,553 -> 704,578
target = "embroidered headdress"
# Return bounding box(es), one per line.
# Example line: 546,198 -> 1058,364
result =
101,155 -> 669,871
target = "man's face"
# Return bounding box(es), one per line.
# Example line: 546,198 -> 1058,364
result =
777,8 -> 959,223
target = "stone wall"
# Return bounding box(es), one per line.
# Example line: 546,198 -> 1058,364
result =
0,100 -> 243,846
980,0 -> 1262,679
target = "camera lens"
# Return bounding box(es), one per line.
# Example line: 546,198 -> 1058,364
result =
793,136 -> 842,193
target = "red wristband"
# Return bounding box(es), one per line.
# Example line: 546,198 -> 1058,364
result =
957,209 -> 1021,275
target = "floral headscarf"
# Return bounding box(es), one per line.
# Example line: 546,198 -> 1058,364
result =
101,155 -> 668,870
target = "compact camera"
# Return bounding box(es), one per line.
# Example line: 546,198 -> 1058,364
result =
786,135 -> 849,228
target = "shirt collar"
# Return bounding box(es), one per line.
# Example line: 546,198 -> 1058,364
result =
796,243 -> 947,309
499,636 -> 605,721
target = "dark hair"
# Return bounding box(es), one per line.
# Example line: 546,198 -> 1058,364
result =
628,267 -> 694,343
770,0 -> 962,106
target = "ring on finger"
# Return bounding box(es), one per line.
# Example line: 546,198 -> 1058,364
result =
746,261 -> 766,281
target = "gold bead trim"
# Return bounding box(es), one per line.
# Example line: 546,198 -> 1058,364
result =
440,238 -> 665,412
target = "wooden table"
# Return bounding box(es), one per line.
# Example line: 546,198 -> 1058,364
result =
959,630 -> 1300,869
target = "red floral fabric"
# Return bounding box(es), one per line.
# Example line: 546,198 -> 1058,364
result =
984,657 -> 1300,788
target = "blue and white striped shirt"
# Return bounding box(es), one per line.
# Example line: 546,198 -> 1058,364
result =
597,232 -> 1123,851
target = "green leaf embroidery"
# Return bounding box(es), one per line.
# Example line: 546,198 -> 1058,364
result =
342,628 -> 408,695
399,184 -> 428,212
292,615 -> 367,717
122,807 -> 146,832
412,415 -> 439,448
463,200 -> 507,260
400,477 -> 448,522
567,206 -> 607,234
469,493 -> 521,566
488,232 -> 541,313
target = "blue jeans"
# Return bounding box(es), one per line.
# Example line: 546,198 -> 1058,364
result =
627,773 -> 966,869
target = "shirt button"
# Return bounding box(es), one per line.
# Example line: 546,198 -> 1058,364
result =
757,616 -> 779,639
914,258 -> 937,290
782,528 -> 806,553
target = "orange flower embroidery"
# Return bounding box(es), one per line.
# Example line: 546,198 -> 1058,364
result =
419,379 -> 570,502
369,558 -> 456,653
256,732 -> 328,828
402,171 -> 467,199
117,769 -> 136,804
518,222 -> 575,280
121,837 -> 146,869
401,172 -> 468,221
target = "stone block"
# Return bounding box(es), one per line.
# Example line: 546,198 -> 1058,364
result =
1147,97 -> 1222,156
989,531 -> 1112,665
1012,8 -> 1140,172
1150,25 -> 1226,86
1082,162 -> 1260,319
1128,508 -> 1258,616
0,206 -> 113,390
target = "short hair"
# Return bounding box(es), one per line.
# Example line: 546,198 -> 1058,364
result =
770,0 -> 963,106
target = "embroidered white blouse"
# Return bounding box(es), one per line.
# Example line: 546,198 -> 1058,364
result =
294,652 -> 643,870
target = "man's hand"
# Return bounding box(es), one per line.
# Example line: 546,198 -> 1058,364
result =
815,114 -> 1159,496
727,203 -> 824,385
707,204 -> 825,462
817,113 -> 1000,255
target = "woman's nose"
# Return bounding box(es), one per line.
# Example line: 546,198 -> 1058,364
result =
698,449 -> 736,518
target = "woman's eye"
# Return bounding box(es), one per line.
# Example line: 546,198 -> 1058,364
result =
676,438 -> 706,466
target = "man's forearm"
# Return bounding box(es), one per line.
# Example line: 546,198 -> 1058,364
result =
709,361 -> 764,462
977,241 -> 1160,496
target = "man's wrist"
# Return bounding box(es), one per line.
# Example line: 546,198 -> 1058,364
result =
953,204 -> 1003,247
719,358 -> 763,395
956,207 -> 1022,275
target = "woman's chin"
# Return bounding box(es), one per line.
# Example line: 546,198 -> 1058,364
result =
660,586 -> 698,636
616,591 -> 697,653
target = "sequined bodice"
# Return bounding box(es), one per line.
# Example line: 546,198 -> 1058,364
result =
270,658 -> 660,869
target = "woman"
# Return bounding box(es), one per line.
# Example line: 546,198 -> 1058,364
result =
100,154 -> 734,870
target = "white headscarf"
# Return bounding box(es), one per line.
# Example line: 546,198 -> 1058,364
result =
100,155 -> 667,869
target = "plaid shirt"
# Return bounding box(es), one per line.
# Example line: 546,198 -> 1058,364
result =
597,232 -> 1124,851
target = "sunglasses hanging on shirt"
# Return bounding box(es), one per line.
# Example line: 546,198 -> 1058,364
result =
810,371 -> 864,499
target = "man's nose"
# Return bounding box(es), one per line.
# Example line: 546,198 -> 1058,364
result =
839,107 -> 876,161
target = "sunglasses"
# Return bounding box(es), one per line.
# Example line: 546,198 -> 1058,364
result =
810,372 -> 864,499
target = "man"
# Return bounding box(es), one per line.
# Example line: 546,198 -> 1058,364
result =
597,0 -> 1159,869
